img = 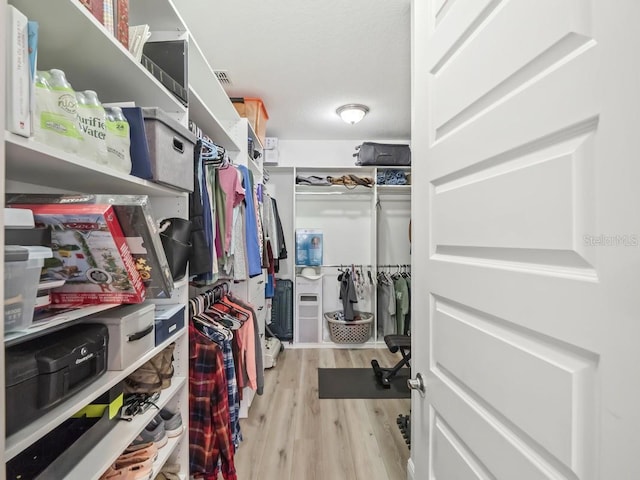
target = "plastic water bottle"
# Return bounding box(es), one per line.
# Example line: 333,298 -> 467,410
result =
104,106 -> 132,174
34,69 -> 83,153
80,90 -> 108,165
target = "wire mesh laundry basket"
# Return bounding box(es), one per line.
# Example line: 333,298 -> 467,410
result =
324,311 -> 374,344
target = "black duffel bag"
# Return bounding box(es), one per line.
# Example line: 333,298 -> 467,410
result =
353,142 -> 411,166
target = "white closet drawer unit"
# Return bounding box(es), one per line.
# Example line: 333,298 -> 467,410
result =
295,276 -> 323,344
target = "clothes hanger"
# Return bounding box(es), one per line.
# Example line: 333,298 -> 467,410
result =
192,314 -> 233,341
206,305 -> 243,330
216,295 -> 250,322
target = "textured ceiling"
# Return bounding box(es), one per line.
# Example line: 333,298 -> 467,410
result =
173,0 -> 412,141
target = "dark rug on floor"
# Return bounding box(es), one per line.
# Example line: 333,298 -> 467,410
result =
318,368 -> 411,399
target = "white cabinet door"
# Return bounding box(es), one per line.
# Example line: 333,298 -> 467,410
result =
411,1 -> 640,479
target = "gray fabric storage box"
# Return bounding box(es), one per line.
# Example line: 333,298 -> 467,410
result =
141,107 -> 196,192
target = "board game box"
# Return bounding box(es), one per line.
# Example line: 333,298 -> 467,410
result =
9,203 -> 146,304
7,194 -> 174,298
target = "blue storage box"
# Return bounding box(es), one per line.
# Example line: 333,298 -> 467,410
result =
295,229 -> 323,266
121,107 -> 154,181
154,304 -> 185,345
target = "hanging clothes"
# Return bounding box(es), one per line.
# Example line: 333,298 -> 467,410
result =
226,293 -> 265,395
252,172 -> 265,266
403,273 -> 412,335
189,140 -> 213,276
271,197 -> 288,269
230,203 -> 248,281
189,322 -> 237,480
377,272 -> 397,336
195,323 -> 242,449
218,165 -> 245,254
339,269 -> 358,321
237,165 -> 262,277
393,274 -> 409,336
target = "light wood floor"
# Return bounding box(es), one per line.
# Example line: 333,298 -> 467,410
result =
233,347 -> 411,480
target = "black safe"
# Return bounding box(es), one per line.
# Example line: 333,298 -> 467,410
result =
5,323 -> 109,436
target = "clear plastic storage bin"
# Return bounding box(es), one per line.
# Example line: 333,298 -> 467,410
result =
4,245 -> 52,332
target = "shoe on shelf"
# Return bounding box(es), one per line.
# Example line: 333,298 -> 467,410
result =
99,461 -> 153,480
153,463 -> 181,480
100,463 -> 153,480
158,408 -> 184,438
119,442 -> 158,464
130,415 -> 168,450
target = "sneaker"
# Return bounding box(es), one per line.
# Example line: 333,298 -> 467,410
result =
116,456 -> 154,472
119,442 -> 158,464
130,415 -> 167,450
100,462 -> 152,480
158,408 -> 183,438
153,463 -> 180,480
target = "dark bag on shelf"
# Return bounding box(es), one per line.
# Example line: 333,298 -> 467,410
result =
353,142 -> 411,166
123,342 -> 175,394
159,217 -> 192,281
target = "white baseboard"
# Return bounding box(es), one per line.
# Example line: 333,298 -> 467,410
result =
407,458 -> 415,480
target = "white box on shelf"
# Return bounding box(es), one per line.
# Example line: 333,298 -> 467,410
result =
5,5 -> 31,137
264,148 -> 279,165
264,137 -> 278,150
93,303 -> 156,370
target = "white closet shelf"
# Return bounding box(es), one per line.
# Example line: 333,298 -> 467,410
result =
4,303 -> 119,347
5,132 -> 186,196
189,86 -> 241,152
376,185 -> 412,194
129,0 -> 187,32
295,185 -> 374,195
173,277 -> 189,290
66,377 -> 187,480
152,429 -> 186,479
248,155 -> 262,174
296,166 -> 376,173
10,0 -> 186,115
5,328 -> 187,460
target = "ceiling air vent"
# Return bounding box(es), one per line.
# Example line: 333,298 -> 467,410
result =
214,70 -> 233,86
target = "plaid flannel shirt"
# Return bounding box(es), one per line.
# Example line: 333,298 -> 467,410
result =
201,324 -> 242,448
189,323 -> 237,480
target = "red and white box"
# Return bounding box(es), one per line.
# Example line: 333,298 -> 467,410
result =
11,204 -> 146,304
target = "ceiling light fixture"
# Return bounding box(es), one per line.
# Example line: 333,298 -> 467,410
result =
336,104 -> 369,125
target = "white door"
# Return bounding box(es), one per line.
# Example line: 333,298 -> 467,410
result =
410,1 -> 640,479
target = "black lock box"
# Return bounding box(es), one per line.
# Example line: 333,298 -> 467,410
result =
5,323 -> 108,436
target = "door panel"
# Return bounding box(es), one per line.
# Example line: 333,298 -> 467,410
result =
432,377 -> 575,479
433,416 -> 492,480
432,296 -> 596,471
411,0 -> 640,479
432,0 -> 593,135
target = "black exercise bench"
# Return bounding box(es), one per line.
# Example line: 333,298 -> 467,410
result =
371,334 -> 411,388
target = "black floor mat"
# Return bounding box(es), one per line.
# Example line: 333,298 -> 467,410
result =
317,368 -> 410,399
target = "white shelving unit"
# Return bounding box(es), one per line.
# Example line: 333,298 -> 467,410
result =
1,0 -> 250,477
273,166 -> 411,348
